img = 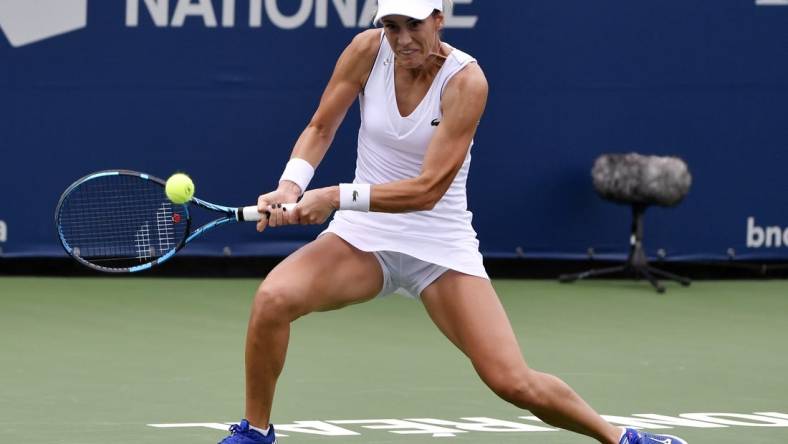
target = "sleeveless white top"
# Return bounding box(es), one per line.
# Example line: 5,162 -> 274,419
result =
323,32 -> 487,279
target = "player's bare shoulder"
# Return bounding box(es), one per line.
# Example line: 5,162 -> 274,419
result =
348,29 -> 383,60
336,29 -> 382,89
442,62 -> 488,117
446,62 -> 488,103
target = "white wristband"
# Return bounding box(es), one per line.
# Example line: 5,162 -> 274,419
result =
279,158 -> 314,196
339,183 -> 371,212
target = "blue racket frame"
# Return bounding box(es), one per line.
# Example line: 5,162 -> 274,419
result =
55,169 -> 249,273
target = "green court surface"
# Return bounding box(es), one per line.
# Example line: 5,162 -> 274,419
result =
1,277 -> 787,443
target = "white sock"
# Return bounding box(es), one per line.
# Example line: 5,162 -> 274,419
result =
250,424 -> 270,436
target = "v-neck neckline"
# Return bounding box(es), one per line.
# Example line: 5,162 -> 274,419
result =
391,46 -> 452,119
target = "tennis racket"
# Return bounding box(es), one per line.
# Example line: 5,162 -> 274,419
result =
55,169 -> 295,273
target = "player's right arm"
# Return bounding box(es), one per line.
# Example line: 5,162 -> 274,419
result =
258,29 -> 382,231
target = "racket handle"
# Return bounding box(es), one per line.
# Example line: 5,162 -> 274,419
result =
238,203 -> 297,222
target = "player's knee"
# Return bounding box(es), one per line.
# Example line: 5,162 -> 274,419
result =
251,282 -> 300,324
484,369 -> 548,410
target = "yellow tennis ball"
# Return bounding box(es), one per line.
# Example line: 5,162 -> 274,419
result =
165,173 -> 195,204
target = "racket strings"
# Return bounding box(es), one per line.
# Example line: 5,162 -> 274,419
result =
57,174 -> 188,268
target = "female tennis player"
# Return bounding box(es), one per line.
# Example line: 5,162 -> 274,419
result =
220,1 -> 687,443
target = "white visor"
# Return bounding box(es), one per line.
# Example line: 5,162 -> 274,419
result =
374,0 -> 443,25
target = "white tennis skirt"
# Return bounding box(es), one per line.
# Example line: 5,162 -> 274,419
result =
321,210 -> 489,281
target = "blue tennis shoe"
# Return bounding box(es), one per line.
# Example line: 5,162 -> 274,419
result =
218,420 -> 276,444
620,428 -> 688,444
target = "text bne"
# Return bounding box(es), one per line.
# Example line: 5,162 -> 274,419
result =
747,217 -> 788,248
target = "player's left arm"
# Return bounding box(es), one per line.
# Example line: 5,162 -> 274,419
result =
371,63 -> 489,212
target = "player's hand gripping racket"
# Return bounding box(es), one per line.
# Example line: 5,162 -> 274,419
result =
55,170 -> 294,273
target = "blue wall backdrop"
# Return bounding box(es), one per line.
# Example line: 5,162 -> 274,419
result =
1,0 -> 787,260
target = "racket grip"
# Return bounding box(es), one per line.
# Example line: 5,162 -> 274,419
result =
238,203 -> 297,222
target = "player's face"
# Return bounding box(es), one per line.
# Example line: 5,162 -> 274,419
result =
381,13 -> 444,69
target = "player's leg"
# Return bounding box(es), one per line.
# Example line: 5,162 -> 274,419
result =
420,272 -> 623,444
244,233 -> 384,429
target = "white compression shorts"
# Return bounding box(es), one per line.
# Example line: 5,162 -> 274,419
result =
372,250 -> 449,299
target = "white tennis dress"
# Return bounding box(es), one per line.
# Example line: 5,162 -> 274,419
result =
323,32 -> 488,282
